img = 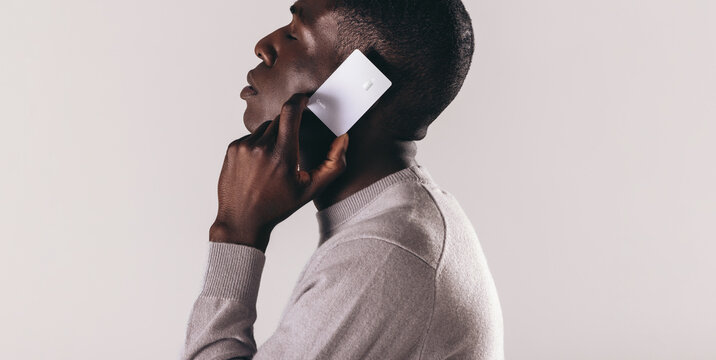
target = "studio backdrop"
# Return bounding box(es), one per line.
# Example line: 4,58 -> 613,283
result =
1,0 -> 714,359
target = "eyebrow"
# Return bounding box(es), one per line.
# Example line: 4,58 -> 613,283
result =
290,2 -> 307,23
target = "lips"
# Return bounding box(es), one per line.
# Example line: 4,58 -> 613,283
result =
241,71 -> 259,99
240,85 -> 258,99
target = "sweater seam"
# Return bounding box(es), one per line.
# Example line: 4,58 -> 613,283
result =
311,236 -> 438,358
307,237 -> 437,359
416,181 -> 448,360
313,236 -> 436,273
298,236 -> 437,344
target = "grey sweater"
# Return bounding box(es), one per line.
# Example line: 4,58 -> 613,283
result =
182,165 -> 504,359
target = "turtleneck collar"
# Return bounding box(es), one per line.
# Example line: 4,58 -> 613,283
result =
315,164 -> 435,245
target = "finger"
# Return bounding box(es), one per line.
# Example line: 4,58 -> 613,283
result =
275,93 -> 309,159
225,133 -> 253,158
256,114 -> 281,146
297,133 -> 349,201
227,133 -> 252,148
246,120 -> 273,145
221,133 -> 251,183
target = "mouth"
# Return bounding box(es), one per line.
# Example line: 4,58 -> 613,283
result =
241,71 -> 259,99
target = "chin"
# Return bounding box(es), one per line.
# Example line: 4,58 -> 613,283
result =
242,114 -> 256,133
242,100 -> 331,141
243,105 -> 268,133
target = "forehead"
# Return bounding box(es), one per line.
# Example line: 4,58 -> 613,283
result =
293,0 -> 339,47
292,0 -> 336,24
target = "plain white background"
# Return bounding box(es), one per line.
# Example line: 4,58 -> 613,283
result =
1,0 -> 714,359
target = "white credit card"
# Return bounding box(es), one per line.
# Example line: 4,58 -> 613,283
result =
307,49 -> 392,136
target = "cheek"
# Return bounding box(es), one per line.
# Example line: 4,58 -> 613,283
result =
243,65 -> 322,132
262,72 -> 304,108
283,65 -> 319,96
242,88 -> 291,132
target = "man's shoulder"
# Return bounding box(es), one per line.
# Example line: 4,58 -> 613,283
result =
325,179 -> 448,269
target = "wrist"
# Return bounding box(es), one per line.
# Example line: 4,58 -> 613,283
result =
209,221 -> 272,253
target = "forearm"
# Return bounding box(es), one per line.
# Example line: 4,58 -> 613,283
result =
182,242 -> 266,360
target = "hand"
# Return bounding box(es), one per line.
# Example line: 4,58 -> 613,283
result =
210,93 -> 349,252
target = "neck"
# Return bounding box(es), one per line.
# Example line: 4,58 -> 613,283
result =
310,137 -> 418,211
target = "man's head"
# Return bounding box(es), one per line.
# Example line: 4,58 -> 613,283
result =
244,0 -> 474,141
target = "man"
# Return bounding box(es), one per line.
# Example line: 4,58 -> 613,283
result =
182,0 -> 504,359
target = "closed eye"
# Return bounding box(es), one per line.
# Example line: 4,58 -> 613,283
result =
286,33 -> 298,40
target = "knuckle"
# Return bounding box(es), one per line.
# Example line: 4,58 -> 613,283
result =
226,140 -> 240,153
227,142 -> 252,159
227,134 -> 251,153
250,144 -> 265,154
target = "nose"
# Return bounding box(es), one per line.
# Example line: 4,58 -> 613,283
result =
254,29 -> 280,67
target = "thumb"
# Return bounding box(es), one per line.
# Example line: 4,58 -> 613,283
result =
298,133 -> 349,201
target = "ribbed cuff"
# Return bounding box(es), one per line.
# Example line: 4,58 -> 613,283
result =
199,242 -> 266,301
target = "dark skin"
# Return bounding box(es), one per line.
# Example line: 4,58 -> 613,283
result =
210,0 -> 417,252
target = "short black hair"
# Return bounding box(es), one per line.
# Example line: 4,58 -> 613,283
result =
333,0 -> 475,140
